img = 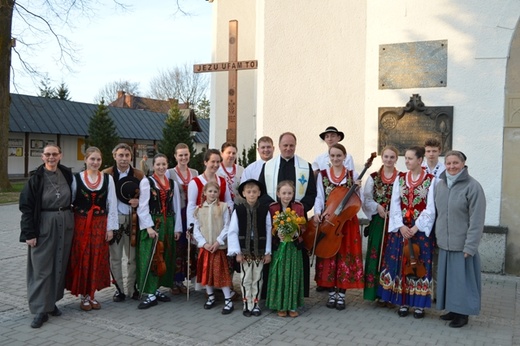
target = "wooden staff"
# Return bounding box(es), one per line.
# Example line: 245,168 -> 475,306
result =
186,223 -> 194,301
377,204 -> 390,272
309,219 -> 321,267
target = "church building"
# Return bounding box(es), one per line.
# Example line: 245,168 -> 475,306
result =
205,1 -> 520,274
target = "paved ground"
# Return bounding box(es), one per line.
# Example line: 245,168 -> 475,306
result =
1,202 -> 519,346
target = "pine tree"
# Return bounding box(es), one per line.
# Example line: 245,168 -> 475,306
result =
159,103 -> 195,167
238,141 -> 257,167
55,82 -> 71,100
87,99 -> 120,169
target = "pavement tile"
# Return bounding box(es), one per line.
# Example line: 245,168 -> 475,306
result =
1,203 -> 520,345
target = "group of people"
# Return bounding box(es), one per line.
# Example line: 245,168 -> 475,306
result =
19,126 -> 486,330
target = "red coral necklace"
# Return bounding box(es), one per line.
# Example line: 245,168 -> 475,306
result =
83,171 -> 102,190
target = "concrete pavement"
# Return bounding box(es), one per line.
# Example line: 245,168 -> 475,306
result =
1,203 -> 519,345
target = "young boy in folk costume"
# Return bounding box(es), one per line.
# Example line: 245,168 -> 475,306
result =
266,180 -> 305,317
192,181 -> 234,313
136,154 -> 183,309
228,179 -> 272,317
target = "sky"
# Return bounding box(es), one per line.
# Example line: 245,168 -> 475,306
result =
10,0 -> 213,103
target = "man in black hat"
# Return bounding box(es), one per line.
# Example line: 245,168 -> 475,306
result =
103,143 -> 145,302
312,126 -> 355,177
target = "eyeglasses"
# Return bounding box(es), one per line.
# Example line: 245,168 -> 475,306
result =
43,152 -> 60,157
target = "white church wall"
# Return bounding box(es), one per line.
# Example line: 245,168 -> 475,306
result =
257,1 -> 367,166
365,1 -> 519,226
210,1 -> 258,153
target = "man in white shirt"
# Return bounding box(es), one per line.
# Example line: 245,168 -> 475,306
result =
312,126 -> 354,177
422,138 -> 445,179
240,136 -> 275,183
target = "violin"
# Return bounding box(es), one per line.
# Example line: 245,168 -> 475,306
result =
402,238 -> 426,279
303,153 -> 377,258
151,239 -> 167,277
150,218 -> 166,277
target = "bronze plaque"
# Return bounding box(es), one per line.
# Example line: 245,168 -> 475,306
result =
378,95 -> 453,155
379,40 -> 447,89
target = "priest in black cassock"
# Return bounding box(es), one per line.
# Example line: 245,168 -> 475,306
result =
258,132 -> 317,298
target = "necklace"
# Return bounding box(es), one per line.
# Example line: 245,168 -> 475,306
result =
153,173 -> 170,191
406,170 -> 425,190
46,171 -> 61,199
381,167 -> 397,184
220,163 -> 236,180
83,171 -> 102,190
329,166 -> 346,184
175,166 -> 192,186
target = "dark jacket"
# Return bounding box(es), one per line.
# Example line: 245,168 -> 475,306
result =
19,164 -> 74,242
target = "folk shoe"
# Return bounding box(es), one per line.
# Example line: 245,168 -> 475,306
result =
80,298 -> 92,311
449,314 -> 468,328
155,291 -> 171,302
138,296 -> 158,310
31,313 -> 48,328
113,291 -> 126,302
89,299 -> 101,310
397,306 -> 409,317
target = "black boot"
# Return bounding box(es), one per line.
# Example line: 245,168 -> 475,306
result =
449,314 -> 468,328
31,313 -> 48,328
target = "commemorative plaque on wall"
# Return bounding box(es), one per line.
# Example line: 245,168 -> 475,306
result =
378,94 -> 453,155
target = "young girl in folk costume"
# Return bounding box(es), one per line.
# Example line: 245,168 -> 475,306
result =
266,180 -> 305,318
136,154 -> 183,309
167,143 -> 199,295
217,142 -> 245,204
66,147 -> 118,311
377,146 -> 436,319
313,143 -> 364,310
192,181 -> 234,313
362,146 -> 399,304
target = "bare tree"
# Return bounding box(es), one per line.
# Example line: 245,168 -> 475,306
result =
94,79 -> 141,104
148,62 -> 208,107
0,0 -> 190,190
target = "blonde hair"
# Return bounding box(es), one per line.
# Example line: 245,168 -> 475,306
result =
276,180 -> 295,194
85,146 -> 102,159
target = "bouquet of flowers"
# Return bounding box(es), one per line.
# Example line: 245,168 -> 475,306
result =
273,208 -> 306,242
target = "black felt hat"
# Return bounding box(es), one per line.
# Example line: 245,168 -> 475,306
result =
319,126 -> 345,141
116,176 -> 140,204
238,179 -> 266,199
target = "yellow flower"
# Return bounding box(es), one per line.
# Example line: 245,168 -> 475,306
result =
275,211 -> 280,215
285,208 -> 291,213
280,221 -> 285,225
287,218 -> 291,222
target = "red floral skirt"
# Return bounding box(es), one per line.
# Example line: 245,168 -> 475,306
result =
196,248 -> 232,288
66,214 -> 110,297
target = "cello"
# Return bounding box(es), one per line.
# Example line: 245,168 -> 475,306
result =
303,152 -> 377,259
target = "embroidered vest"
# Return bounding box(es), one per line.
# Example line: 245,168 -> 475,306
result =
147,177 -> 175,216
194,201 -> 228,249
320,168 -> 354,200
235,203 -> 270,256
370,170 -> 395,209
397,172 -> 434,225
73,173 -> 109,216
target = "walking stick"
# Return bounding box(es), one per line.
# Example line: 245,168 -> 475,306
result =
377,204 -> 390,272
186,223 -> 194,301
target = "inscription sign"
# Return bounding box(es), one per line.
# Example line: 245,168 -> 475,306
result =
379,40 -> 448,89
193,60 -> 257,73
378,94 -> 453,155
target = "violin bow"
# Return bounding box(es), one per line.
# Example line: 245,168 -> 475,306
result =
310,218 -> 321,267
186,223 -> 194,301
377,204 -> 389,272
139,218 -> 161,300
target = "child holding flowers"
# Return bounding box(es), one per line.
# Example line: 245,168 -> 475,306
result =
266,180 -> 306,317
